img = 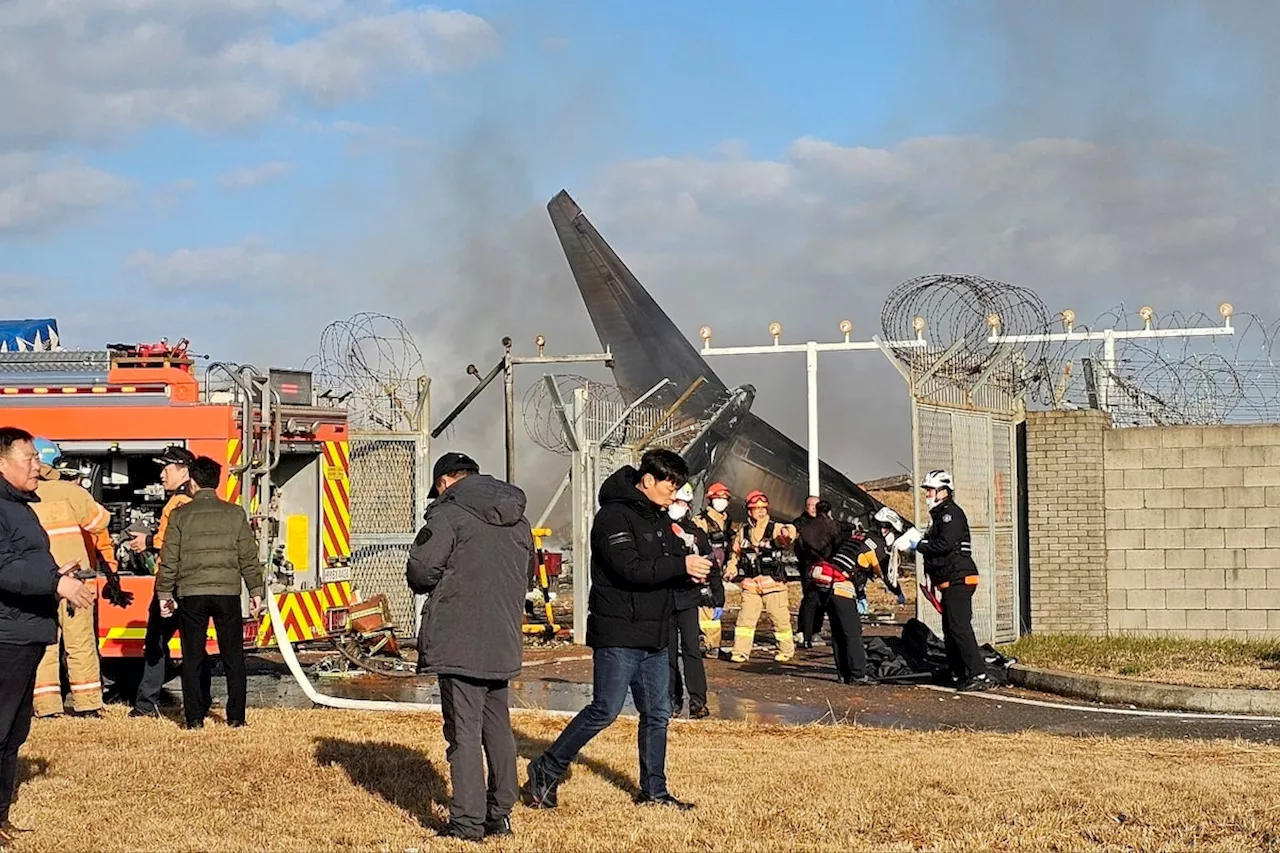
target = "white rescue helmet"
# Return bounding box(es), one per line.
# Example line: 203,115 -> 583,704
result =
921,470 -> 953,493
873,506 -> 906,534
674,482 -> 695,503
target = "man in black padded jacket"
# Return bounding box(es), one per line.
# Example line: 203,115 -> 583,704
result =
522,450 -> 711,812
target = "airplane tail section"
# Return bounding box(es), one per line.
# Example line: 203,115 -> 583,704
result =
547,190 -> 728,412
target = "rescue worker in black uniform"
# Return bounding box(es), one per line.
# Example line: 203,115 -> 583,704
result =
666,483 -> 718,718
811,530 -> 881,684
895,470 -> 990,690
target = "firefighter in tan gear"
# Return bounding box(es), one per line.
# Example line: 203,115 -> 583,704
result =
29,439 -> 113,718
727,490 -> 797,663
691,482 -> 735,653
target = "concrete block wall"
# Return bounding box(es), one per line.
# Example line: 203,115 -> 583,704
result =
1102,424 -> 1280,640
1025,410 -> 1109,635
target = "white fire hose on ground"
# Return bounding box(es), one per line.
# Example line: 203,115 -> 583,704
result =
264,589 -> 579,719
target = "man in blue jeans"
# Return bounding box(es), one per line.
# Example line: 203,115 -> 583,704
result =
522,449 -> 711,811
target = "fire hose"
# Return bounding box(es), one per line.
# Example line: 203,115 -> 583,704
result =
264,587 -> 579,718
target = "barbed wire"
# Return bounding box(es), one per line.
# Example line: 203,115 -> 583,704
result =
1043,305 -> 1280,426
522,374 -> 728,454
880,273 -> 1053,386
879,277 -> 1280,425
307,313 -> 427,431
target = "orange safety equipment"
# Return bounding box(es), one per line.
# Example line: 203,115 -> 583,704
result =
744,490 -> 768,508
705,482 -> 731,499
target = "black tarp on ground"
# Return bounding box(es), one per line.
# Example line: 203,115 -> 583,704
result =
859,618 -> 1016,684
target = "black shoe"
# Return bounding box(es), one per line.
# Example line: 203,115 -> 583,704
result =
227,720 -> 246,728
689,704 -> 710,719
72,708 -> 104,719
483,816 -> 513,838
521,759 -> 561,809
671,700 -> 683,717
636,792 -> 694,811
129,707 -> 160,719
841,675 -> 876,686
184,719 -> 204,730
437,823 -> 483,842
958,674 -> 992,692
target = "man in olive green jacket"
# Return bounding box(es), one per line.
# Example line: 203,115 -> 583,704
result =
157,456 -> 264,729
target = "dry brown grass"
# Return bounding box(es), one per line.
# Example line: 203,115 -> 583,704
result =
13,707 -> 1280,852
1005,634 -> 1280,690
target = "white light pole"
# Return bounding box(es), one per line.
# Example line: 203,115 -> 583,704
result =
696,319 -> 929,496
987,303 -> 1236,411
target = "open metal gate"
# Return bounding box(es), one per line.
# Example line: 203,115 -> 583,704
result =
348,431 -> 430,632
914,404 -> 1020,644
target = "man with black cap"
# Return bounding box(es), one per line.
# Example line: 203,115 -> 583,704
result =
407,452 -> 533,842
130,445 -> 210,718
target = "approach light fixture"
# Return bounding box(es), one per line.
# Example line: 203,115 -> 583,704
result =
699,325 -> 713,342
1139,306 -> 1154,330
1061,309 -> 1076,332
1219,302 -> 1234,320
535,334 -> 546,356
986,312 -> 1001,331
768,322 -> 783,343
839,319 -> 853,342
912,316 -> 926,338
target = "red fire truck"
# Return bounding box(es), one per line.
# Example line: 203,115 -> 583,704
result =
0,335 -> 357,663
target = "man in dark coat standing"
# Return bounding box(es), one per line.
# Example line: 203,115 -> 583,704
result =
407,452 -> 533,842
522,449 -> 710,812
0,427 -> 96,844
794,497 -> 843,647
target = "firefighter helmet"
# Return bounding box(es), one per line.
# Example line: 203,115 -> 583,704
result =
705,482 -> 731,499
745,490 -> 768,508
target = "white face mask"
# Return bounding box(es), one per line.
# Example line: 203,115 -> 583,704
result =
668,503 -> 689,521
926,492 -> 943,510
710,498 -> 729,513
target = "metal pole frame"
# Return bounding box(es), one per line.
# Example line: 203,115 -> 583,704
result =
697,331 -> 928,496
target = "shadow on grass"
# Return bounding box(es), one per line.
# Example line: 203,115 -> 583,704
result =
315,739 -> 449,830
17,757 -> 49,785
516,733 -> 640,798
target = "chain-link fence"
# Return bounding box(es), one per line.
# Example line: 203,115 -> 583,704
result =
348,432 -> 427,632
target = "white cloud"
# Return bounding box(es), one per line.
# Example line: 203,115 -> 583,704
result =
0,154 -> 130,235
217,160 -> 293,190
125,239 -> 330,292
0,1 -> 501,149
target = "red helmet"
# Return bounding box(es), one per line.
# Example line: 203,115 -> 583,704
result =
705,482 -> 731,499
745,490 -> 769,508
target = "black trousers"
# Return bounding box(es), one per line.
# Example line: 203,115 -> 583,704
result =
0,643 -> 43,824
177,595 -> 246,725
819,590 -> 867,680
438,675 -> 518,839
797,571 -> 827,640
135,594 -> 210,714
667,605 -> 707,711
941,584 -> 986,682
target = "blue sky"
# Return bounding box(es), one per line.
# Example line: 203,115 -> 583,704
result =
6,0 -> 1261,315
